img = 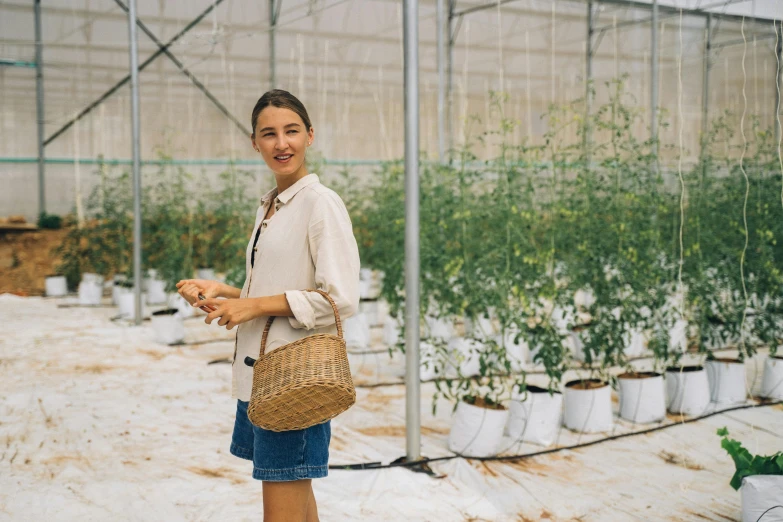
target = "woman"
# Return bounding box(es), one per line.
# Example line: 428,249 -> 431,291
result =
176,89 -> 360,522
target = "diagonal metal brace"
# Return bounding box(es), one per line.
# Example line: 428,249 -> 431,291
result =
113,0 -> 250,137
44,0 -> 245,146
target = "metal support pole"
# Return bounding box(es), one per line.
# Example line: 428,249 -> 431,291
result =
403,0 -> 421,463
446,1 -> 455,160
127,0 -> 143,325
437,0 -> 446,162
269,0 -> 278,90
585,0 -> 593,160
776,22 -> 782,144
651,0 -> 659,146
34,0 -> 45,217
701,14 -> 712,153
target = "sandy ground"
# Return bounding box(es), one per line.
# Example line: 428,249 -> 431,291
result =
1,294 -> 781,521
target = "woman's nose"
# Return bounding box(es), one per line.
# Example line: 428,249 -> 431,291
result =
275,135 -> 287,150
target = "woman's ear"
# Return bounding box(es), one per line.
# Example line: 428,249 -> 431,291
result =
250,134 -> 258,152
308,127 -> 314,146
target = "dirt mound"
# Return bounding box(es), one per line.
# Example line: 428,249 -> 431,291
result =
0,229 -> 69,296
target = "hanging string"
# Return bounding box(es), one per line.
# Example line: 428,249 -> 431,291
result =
738,17 -> 750,357
677,9 -> 686,325
776,20 -> 783,212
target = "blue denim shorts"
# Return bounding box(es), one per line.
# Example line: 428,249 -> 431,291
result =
229,399 -> 331,482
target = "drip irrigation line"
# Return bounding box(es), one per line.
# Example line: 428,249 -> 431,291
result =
757,506 -> 783,522
328,400 -> 782,471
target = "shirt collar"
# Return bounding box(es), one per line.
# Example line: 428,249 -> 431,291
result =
260,174 -> 319,206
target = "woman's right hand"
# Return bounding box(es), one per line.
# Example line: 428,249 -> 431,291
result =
176,279 -> 224,306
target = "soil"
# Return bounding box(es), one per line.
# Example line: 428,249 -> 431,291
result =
524,385 -> 561,395
565,379 -> 608,390
665,365 -> 703,373
466,396 -> 506,411
0,228 -> 69,296
710,357 -> 743,364
618,371 -> 660,380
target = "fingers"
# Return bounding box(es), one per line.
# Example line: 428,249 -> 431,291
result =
195,297 -> 221,309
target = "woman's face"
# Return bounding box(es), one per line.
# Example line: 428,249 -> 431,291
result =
251,106 -> 314,179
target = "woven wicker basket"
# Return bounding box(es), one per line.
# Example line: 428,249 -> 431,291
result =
246,289 -> 356,432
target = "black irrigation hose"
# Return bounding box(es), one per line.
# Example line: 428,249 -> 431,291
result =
328,400 -> 782,471
757,506 -> 783,522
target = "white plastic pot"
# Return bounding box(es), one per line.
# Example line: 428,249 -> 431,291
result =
761,355 -> 783,400
425,315 -> 456,341
168,292 -> 195,319
151,309 -> 185,345
563,379 -> 613,433
383,316 -> 400,347
44,276 -> 68,297
665,366 -> 710,415
419,341 -> 440,381
343,313 -> 371,350
623,328 -> 647,358
506,386 -> 563,447
566,329 -> 587,362
447,337 -> 482,377
117,288 -> 149,320
196,268 -> 216,280
464,314 -> 496,338
78,278 -> 103,306
359,269 -> 381,299
495,326 -> 528,373
617,372 -> 666,424
448,400 -> 509,457
111,275 -> 127,305
146,279 -> 168,305
741,475 -> 783,522
669,319 -> 689,353
705,358 -> 747,405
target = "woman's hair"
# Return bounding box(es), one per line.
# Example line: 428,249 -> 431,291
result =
251,89 -> 312,135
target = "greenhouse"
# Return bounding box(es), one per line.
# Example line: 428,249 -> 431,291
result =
1,0 -> 782,520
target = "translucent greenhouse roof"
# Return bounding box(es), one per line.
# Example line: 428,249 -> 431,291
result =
2,0 -> 783,219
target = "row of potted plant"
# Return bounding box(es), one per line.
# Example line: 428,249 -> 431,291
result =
344,79 -> 782,457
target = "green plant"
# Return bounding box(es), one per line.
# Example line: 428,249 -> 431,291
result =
717,427 -> 783,490
38,212 -> 63,230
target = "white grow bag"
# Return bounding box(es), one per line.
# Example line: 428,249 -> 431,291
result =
741,475 -> 783,522
78,276 -> 104,306
196,268 -> 216,281
563,380 -> 613,433
448,400 -> 509,457
342,313 -> 371,351
665,366 -> 710,415
117,288 -> 149,320
45,276 -> 68,297
447,337 -> 482,377
761,356 -> 783,400
146,279 -> 168,305
705,359 -> 747,405
506,386 -> 563,447
617,372 -> 666,424
151,309 -> 185,345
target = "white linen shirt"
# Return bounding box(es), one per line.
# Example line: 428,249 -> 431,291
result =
231,173 -> 360,401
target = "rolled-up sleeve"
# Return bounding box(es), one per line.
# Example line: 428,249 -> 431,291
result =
284,193 -> 360,330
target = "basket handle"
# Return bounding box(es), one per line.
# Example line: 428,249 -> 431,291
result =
259,289 -> 343,356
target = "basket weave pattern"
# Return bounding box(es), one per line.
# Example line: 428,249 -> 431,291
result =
247,289 -> 356,432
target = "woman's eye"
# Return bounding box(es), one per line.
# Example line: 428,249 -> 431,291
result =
287,130 -> 298,134
264,133 -> 274,137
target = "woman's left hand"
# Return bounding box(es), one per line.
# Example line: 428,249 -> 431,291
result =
196,297 -> 262,330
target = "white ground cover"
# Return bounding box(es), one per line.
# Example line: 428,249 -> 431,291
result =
1,294 -> 781,521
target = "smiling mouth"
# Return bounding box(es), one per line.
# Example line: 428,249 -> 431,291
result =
274,154 -> 293,162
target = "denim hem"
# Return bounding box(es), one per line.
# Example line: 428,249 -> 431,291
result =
251,464 -> 329,482
229,442 -> 254,461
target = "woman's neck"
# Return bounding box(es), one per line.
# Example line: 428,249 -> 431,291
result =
274,165 -> 309,195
